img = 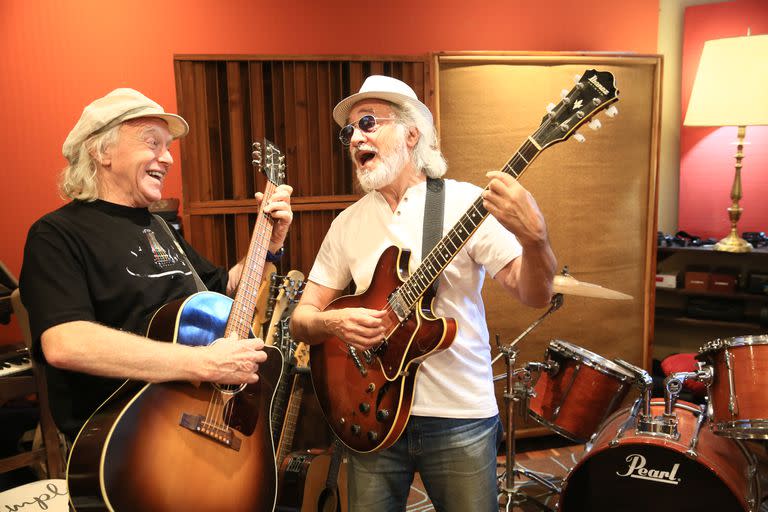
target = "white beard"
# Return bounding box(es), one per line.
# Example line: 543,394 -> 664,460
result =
355,133 -> 410,193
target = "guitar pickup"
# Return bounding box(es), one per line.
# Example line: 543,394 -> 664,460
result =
180,413 -> 241,451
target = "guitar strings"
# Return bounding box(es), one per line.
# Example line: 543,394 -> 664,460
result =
224,181 -> 277,429
193,181 -> 278,434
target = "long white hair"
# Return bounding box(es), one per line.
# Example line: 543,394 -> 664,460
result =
59,125 -> 120,201
391,102 -> 447,178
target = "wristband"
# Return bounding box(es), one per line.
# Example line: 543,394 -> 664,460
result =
266,247 -> 284,263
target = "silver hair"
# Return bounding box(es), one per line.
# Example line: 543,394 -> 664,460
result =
59,125 -> 121,201
390,102 -> 447,178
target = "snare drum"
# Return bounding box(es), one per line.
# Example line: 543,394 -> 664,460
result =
558,399 -> 759,511
698,335 -> 768,439
528,340 -> 634,442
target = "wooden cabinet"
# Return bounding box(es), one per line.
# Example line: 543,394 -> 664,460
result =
653,246 -> 768,360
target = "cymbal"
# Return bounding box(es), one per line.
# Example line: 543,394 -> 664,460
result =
553,274 -> 633,300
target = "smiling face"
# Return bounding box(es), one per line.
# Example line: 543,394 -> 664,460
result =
346,100 -> 415,193
97,117 -> 174,208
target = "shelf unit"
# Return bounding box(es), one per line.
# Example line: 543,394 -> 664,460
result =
653,246 -> 768,359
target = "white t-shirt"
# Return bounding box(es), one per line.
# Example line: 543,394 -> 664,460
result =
308,179 -> 522,418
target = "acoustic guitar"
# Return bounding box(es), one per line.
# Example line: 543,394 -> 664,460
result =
277,439 -> 347,512
66,140 -> 287,511
309,69 -> 620,452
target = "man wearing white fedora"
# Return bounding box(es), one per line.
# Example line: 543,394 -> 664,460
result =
291,75 -> 556,511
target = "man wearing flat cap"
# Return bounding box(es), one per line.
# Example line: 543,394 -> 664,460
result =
20,88 -> 293,442
291,76 -> 556,511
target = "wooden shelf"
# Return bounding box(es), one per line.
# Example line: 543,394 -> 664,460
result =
655,287 -> 768,302
655,309 -> 763,330
657,245 -> 768,255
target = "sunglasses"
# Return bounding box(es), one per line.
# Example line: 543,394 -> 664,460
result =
339,115 -> 396,146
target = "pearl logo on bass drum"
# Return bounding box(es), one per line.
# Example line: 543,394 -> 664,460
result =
616,454 -> 681,485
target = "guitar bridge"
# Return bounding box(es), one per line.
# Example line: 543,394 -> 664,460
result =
180,413 -> 242,451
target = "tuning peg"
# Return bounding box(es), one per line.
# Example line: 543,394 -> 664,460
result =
561,89 -> 569,99
605,105 -> 619,118
574,74 -> 582,83
573,132 -> 586,143
546,102 -> 556,114
252,141 -> 261,151
587,119 -> 602,131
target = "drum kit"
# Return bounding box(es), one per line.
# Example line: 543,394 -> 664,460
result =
495,271 -> 766,512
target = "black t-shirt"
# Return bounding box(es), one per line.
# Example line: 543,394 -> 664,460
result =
19,199 -> 228,438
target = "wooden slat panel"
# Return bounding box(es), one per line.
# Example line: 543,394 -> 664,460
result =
314,63 -> 334,195
330,62 -> 350,195
206,62 -> 226,201
226,62 -> 249,200
176,55 -> 430,262
234,213 -> 252,265
188,215 -> 226,266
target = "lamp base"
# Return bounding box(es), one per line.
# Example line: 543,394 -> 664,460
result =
714,232 -> 753,253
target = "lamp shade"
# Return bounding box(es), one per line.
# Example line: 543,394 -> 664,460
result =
684,34 -> 768,127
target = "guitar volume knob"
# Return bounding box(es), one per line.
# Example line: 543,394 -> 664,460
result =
367,431 -> 379,442
359,402 -> 371,414
376,409 -> 390,422
351,424 -> 361,435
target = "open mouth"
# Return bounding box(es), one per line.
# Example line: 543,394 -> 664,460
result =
146,170 -> 165,182
356,150 -> 377,167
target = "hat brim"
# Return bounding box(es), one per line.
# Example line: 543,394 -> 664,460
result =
333,91 -> 433,127
122,112 -> 189,139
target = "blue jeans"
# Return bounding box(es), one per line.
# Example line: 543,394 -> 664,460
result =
346,415 -> 502,512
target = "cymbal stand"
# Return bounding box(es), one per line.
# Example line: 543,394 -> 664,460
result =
496,294 -> 563,512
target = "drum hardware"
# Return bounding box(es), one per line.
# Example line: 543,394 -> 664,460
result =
608,359 -> 654,447
495,294 -> 564,512
725,349 -> 738,416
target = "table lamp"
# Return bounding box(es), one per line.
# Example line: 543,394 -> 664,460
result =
683,33 -> 768,252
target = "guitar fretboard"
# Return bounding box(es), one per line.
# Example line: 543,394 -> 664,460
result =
225,181 -> 276,339
388,139 -> 541,317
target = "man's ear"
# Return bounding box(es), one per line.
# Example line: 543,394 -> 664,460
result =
92,147 -> 111,167
406,126 -> 420,149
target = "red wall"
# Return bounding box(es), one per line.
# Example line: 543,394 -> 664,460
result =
0,0 -> 658,343
679,0 -> 768,240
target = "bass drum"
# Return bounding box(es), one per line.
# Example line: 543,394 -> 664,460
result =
558,399 -> 760,511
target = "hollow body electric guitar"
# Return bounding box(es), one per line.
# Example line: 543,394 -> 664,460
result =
66,141 -> 287,511
310,70 -> 620,453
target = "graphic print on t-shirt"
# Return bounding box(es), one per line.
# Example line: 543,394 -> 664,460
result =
125,227 -> 192,280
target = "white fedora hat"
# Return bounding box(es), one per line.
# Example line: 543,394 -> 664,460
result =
332,75 -> 433,127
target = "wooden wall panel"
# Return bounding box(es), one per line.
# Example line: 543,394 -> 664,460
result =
174,55 -> 430,276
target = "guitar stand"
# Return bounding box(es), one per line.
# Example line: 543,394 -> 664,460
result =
496,294 -> 564,512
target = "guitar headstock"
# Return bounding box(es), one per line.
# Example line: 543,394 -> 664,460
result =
293,342 -> 310,369
284,269 -> 305,304
532,69 -> 619,149
252,139 -> 286,186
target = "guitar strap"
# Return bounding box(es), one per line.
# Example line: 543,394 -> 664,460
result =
422,178 -> 445,295
152,214 -> 207,293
